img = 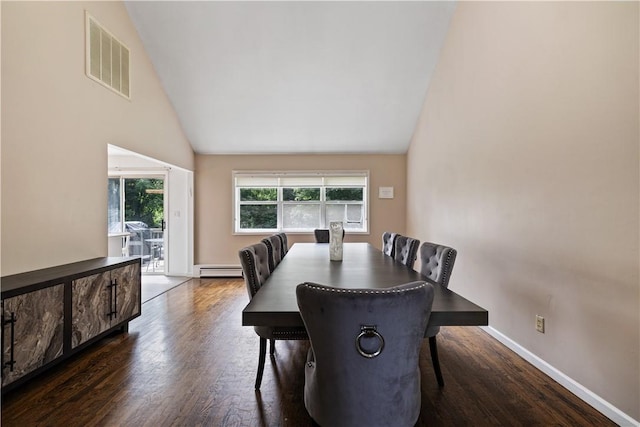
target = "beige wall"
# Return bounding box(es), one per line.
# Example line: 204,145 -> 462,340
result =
407,2 -> 639,420
195,154 -> 406,265
1,1 -> 194,276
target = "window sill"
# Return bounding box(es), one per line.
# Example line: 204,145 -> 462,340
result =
233,230 -> 370,236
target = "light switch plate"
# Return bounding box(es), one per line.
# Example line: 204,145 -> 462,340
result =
379,187 -> 394,199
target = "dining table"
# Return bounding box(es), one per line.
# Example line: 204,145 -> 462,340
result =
242,242 -> 488,328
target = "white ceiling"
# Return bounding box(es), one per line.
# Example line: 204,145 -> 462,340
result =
125,1 -> 456,155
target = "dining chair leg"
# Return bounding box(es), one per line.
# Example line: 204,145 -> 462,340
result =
269,338 -> 275,356
255,337 -> 267,390
429,335 -> 445,387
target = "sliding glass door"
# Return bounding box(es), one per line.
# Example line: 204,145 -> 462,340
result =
108,175 -> 166,274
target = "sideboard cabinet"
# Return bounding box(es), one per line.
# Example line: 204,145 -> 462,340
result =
1,257 -> 141,393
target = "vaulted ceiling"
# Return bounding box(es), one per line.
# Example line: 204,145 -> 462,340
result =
125,1 -> 456,155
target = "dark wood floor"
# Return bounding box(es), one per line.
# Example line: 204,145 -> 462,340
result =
2,278 -> 616,426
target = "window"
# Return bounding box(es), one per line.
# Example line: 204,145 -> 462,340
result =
108,177 -> 122,233
234,171 -> 368,233
107,176 -> 165,233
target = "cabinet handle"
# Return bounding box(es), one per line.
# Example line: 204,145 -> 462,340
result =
112,279 -> 118,319
2,312 -> 17,372
107,283 -> 114,320
106,280 -> 118,320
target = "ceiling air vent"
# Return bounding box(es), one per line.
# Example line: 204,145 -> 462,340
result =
85,12 -> 130,99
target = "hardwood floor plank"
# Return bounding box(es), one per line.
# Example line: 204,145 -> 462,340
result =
1,278 -> 616,426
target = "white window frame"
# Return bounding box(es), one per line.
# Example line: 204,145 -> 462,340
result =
233,171 -> 369,234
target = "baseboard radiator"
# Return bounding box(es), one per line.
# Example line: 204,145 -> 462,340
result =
198,265 -> 243,278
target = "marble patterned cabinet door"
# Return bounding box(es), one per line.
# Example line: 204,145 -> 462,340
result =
71,272 -> 112,349
71,263 -> 140,349
113,263 -> 141,322
2,284 -> 64,387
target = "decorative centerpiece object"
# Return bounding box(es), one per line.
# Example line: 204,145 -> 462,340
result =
329,221 -> 344,261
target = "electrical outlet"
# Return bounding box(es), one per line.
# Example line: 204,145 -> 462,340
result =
536,315 -> 545,333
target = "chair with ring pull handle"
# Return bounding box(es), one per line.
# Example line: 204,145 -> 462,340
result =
296,280 -> 434,427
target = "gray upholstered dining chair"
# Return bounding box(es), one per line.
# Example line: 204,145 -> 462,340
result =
261,235 -> 283,273
314,228 -> 345,243
313,229 -> 330,243
239,242 -> 307,389
419,241 -> 458,387
381,231 -> 398,257
276,232 -> 288,256
296,281 -> 434,427
393,235 -> 420,269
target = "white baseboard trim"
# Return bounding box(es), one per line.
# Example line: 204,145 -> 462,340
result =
481,326 -> 639,427
194,264 -> 243,278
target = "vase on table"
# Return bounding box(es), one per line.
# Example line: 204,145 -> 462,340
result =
329,221 -> 344,262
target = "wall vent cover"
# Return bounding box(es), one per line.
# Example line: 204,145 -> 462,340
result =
85,12 -> 130,99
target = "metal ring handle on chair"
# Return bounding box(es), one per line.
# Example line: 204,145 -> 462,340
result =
355,327 -> 385,358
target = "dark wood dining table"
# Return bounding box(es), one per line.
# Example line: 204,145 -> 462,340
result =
242,243 -> 488,328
